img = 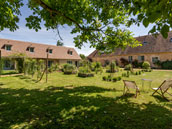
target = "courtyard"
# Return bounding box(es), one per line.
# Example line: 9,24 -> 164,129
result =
0,70 -> 172,129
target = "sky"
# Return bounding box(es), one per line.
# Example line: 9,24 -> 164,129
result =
0,1 -> 154,56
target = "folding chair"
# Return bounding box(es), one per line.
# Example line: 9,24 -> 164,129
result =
152,80 -> 172,100
123,80 -> 140,98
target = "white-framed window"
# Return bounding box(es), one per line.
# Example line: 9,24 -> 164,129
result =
29,47 -> 34,52
152,57 -> 159,63
5,45 -> 12,51
68,50 -> 73,55
128,56 -> 132,62
138,56 -> 144,62
67,61 -> 72,64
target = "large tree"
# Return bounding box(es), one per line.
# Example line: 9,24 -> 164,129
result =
1,0 -> 171,52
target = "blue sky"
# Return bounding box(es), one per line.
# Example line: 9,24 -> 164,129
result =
0,1 -> 154,56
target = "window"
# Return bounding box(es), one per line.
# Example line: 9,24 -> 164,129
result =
29,47 -> 34,52
5,45 -> 12,51
67,61 -> 72,64
3,60 -> 14,70
68,50 -> 73,55
152,57 -> 159,63
143,41 -> 147,45
138,56 -> 144,62
48,61 -> 53,67
49,49 -> 53,54
46,49 -> 53,54
170,38 -> 172,42
128,56 -> 133,62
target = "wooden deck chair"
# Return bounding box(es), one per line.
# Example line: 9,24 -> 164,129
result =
152,80 -> 172,100
123,80 -> 140,98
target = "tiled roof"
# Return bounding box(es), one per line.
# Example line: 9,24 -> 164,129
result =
0,38 -> 81,60
88,32 -> 172,58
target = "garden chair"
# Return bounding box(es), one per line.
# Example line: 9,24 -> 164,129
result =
152,80 -> 172,100
123,80 -> 140,98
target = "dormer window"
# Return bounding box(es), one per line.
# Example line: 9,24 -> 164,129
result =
46,49 -> 53,54
5,45 -> 12,51
170,38 -> 172,42
49,49 -> 53,54
26,47 -> 34,52
68,50 -> 73,55
143,41 -> 147,45
29,47 -> 34,52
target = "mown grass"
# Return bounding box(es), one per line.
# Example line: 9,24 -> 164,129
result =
1,70 -> 18,75
0,70 -> 172,129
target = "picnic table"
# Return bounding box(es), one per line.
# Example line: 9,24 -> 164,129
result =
141,78 -> 153,91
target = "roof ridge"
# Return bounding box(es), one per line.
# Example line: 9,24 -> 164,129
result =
0,38 -> 73,49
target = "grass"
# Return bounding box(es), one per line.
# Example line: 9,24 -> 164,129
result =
0,69 -> 172,129
1,70 -> 19,75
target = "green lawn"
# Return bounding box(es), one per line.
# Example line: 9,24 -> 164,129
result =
0,70 -> 172,129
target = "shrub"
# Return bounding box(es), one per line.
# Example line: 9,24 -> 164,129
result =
0,58 -> 4,75
78,66 -> 94,77
124,64 -> 133,71
104,60 -> 110,66
106,61 -> 118,73
36,60 -> 45,79
91,62 -> 103,74
48,64 -> 59,73
113,77 -> 117,82
28,59 -> 37,77
16,58 -> 25,73
79,60 -> 89,67
120,58 -> 129,66
78,66 -> 91,74
78,73 -> 94,77
126,71 -> 130,77
122,72 -> 129,77
142,61 -> 150,69
90,62 -> 96,71
63,64 -> 76,74
161,60 -> 172,69
102,76 -> 107,81
112,76 -> 121,82
138,71 -> 141,75
117,76 -> 122,81
132,60 -> 143,68
110,61 -> 116,73
107,75 -> 112,81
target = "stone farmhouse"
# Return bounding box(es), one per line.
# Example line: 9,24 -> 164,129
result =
88,32 -> 172,67
0,38 -> 81,70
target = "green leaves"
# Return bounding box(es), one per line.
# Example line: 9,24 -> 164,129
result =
143,18 -> 149,27
126,0 -> 172,38
0,0 -> 23,32
1,0 -> 172,51
161,24 -> 169,38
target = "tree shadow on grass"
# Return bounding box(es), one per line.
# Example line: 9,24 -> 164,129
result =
0,86 -> 172,129
14,75 -> 38,83
152,95 -> 169,102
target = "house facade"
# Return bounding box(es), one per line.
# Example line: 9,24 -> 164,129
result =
0,39 -> 81,70
88,32 -> 172,67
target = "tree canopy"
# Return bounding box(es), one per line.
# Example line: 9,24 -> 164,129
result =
56,40 -> 64,46
1,0 -> 172,52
